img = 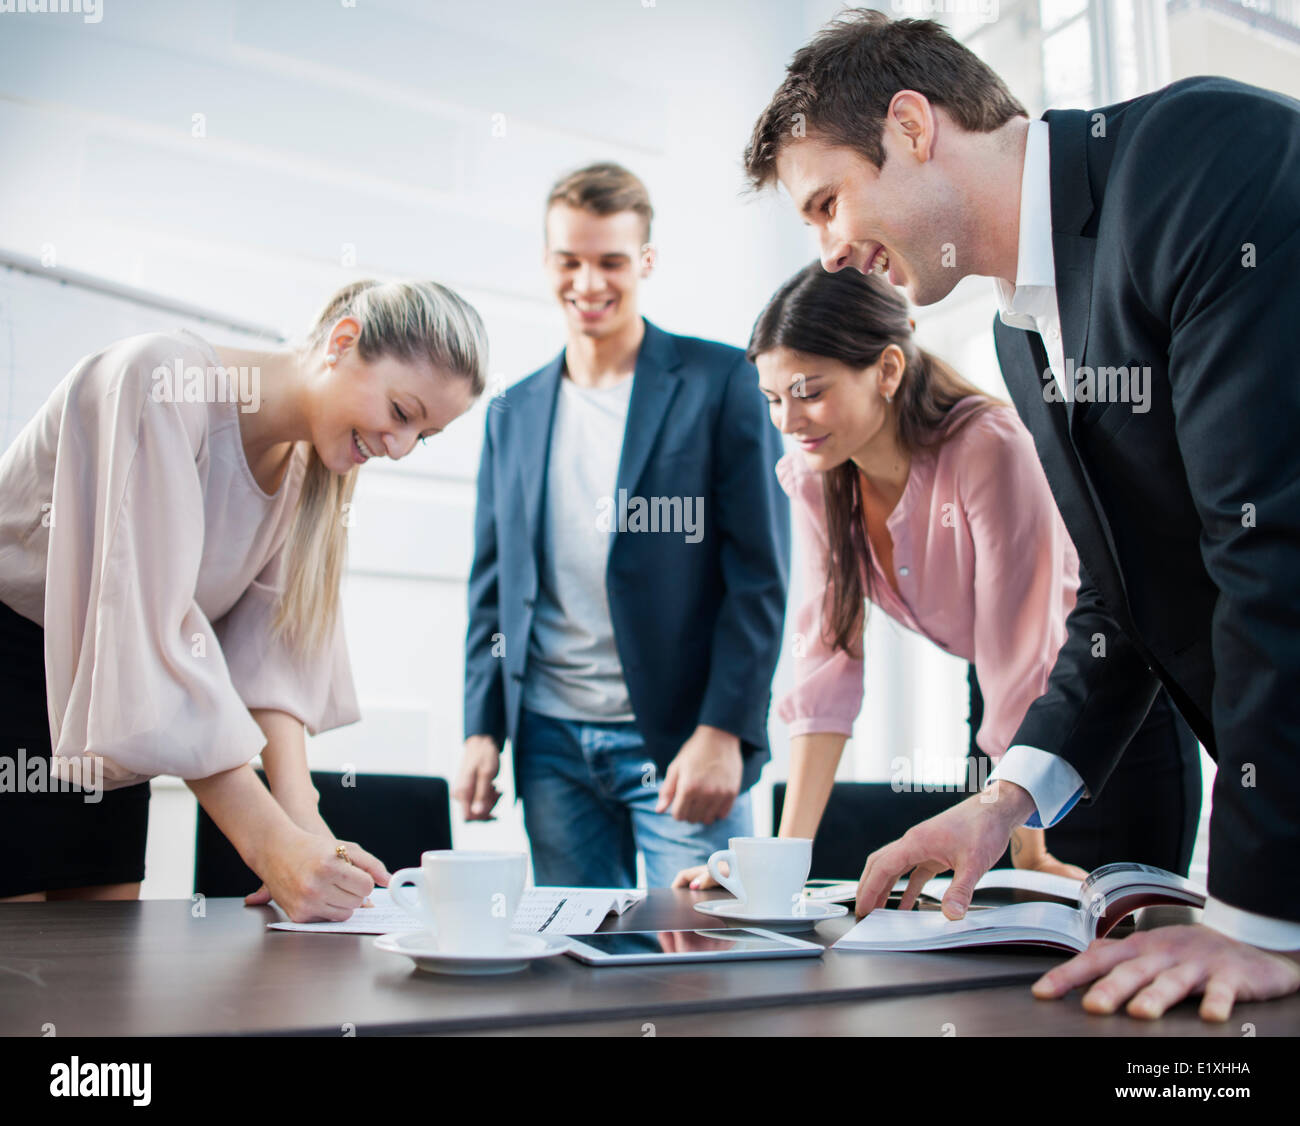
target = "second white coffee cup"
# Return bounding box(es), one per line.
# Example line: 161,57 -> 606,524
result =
706,836 -> 812,915
388,850 -> 527,954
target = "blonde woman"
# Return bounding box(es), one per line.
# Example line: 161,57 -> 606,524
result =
0,280 -> 488,921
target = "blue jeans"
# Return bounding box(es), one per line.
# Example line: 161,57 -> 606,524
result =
514,707 -> 753,888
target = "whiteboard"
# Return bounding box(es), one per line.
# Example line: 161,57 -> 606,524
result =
0,252 -> 284,453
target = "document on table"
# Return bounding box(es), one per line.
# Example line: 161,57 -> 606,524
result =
266,886 -> 645,935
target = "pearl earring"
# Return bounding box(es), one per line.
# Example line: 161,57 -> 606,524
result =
326,353 -> 338,365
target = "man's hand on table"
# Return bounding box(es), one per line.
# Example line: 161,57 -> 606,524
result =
853,779 -> 1300,1021
1033,925 -> 1300,1021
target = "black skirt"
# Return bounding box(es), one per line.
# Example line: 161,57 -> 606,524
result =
967,665 -> 1201,875
0,598 -> 150,897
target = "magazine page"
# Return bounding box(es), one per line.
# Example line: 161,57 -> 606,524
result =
834,900 -> 1089,953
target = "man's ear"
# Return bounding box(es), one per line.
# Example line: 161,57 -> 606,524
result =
640,242 -> 657,277
886,90 -> 937,163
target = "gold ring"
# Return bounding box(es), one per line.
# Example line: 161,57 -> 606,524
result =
335,845 -> 352,865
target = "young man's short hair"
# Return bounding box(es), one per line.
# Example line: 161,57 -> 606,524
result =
744,8 -> 1027,190
545,162 -> 654,245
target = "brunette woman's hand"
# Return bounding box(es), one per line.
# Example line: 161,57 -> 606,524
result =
671,864 -> 722,890
1009,826 -> 1088,881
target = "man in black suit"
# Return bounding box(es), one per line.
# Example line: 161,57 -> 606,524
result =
744,8 -> 1300,1020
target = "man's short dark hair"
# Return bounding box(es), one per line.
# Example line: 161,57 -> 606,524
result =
744,8 -> 1027,190
545,162 -> 654,245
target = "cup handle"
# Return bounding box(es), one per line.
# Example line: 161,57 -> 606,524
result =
707,849 -> 745,904
387,868 -> 426,922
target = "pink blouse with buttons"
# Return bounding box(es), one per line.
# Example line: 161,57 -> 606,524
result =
777,397 -> 1080,760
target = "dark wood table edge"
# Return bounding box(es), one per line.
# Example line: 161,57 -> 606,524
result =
195,966 -> 1046,1037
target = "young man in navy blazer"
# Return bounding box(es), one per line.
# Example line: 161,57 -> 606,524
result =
746,9 -> 1300,1020
456,163 -> 789,887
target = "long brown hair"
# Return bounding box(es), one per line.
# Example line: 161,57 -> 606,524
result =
747,262 -> 999,654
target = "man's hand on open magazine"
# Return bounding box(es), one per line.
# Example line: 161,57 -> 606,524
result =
854,780 -> 1037,920
1032,925 -> 1300,1021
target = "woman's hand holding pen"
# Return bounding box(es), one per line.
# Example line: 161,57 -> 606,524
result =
247,827 -> 387,923
187,762 -> 387,922
242,710 -> 390,914
243,803 -> 391,912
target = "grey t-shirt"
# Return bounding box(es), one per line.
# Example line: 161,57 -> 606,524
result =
521,372 -> 636,721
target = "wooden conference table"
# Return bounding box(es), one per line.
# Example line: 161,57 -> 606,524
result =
2,888 -> 1298,1036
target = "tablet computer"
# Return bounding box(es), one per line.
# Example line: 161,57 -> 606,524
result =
564,928 -> 824,966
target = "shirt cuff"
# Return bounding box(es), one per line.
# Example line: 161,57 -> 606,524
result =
986,745 -> 1086,828
1201,896 -> 1300,951
783,716 -> 856,738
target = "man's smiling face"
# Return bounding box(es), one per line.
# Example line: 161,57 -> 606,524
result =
775,129 -> 963,308
543,203 -> 651,340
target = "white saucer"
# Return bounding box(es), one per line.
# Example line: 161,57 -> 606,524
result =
693,898 -> 848,932
374,931 -> 571,975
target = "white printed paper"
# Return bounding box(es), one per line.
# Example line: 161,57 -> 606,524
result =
266,886 -> 645,936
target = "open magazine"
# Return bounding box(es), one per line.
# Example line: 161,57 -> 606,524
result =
833,863 -> 1206,954
804,867 -> 1086,905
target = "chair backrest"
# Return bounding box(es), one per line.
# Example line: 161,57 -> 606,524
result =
774,781 -> 1014,880
193,771 -> 453,897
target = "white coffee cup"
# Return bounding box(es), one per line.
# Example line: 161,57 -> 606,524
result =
706,837 -> 813,915
388,850 -> 527,954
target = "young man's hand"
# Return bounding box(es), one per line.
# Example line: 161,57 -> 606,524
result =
1033,925 -> 1300,1021
656,725 -> 742,824
454,735 -> 502,820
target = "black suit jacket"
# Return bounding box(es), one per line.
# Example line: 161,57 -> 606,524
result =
995,77 -> 1300,921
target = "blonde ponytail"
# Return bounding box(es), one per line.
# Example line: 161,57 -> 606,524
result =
274,279 -> 488,651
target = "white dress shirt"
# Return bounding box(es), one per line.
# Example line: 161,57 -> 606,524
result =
992,119 -> 1069,399
986,120 -> 1300,951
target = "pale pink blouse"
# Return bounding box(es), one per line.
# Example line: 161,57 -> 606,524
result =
0,329 -> 359,790
777,398 -> 1080,760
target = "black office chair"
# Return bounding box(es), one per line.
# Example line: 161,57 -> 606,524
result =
193,770 -> 453,896
774,781 -> 1014,880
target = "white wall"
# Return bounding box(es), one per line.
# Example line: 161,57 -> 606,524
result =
1168,3 -> 1300,98
15,0 -> 1254,896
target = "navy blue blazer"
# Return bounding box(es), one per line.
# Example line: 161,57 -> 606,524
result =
463,317 -> 790,792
